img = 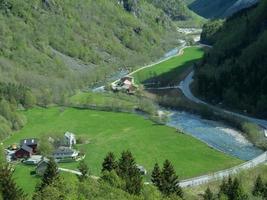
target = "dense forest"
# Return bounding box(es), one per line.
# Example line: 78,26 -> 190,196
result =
194,0 -> 267,118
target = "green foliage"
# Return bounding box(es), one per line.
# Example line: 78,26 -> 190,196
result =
0,0 -> 180,106
160,160 -> 183,198
218,177 -> 247,200
117,150 -> 143,195
203,187 -> 214,200
151,160 -> 183,198
201,19 -> 224,44
40,158 -> 59,190
151,163 -> 162,189
252,175 -> 264,197
37,135 -> 54,157
77,160 -> 89,182
0,164 -> 27,200
102,152 -> 118,172
195,1 -> 267,118
101,170 -> 124,189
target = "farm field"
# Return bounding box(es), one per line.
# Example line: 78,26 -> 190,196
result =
6,107 -> 242,193
133,46 -> 204,85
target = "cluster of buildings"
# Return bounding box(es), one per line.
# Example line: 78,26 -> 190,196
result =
5,132 -> 80,165
111,76 -> 137,94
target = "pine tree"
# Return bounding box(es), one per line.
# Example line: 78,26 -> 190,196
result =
40,158 -> 59,189
228,178 -> 247,200
102,152 -> 117,172
0,164 -> 27,200
151,163 -> 162,189
117,150 -> 143,195
160,160 -> 183,198
117,150 -> 135,179
252,175 -> 264,196
77,160 -> 89,182
125,167 -> 142,195
203,187 -> 213,200
263,182 -> 267,199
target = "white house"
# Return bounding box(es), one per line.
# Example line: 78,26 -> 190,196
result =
64,132 -> 76,147
53,146 -> 79,160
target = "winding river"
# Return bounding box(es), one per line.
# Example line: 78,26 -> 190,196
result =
92,29 -> 264,161
166,110 -> 263,160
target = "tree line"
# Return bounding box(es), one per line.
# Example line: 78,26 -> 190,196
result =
0,150 -> 183,200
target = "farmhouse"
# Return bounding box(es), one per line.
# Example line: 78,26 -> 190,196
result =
112,75 -> 137,94
53,146 -> 79,160
15,144 -> 33,158
64,131 -> 76,147
20,138 -> 38,153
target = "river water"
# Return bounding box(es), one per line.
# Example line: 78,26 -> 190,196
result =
91,34 -> 263,161
167,110 -> 263,161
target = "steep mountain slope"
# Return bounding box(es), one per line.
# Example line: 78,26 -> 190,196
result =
0,0 -> 180,103
146,0 -> 202,22
188,0 -> 258,18
0,0 -> 194,139
194,0 -> 267,118
224,0 -> 259,16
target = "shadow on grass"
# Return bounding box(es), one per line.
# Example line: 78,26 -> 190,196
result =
141,58 -> 202,88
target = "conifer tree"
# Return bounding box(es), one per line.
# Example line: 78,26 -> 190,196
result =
160,160 -> 183,198
40,158 -> 59,189
203,187 -> 214,200
102,152 -> 117,172
117,150 -> 143,195
252,175 -> 264,196
0,164 -> 27,200
228,178 -> 247,200
117,150 -> 135,179
78,160 -> 89,182
151,163 -> 162,189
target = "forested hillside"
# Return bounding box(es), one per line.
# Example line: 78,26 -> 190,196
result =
146,0 -> 202,23
0,0 -> 198,140
194,0 -> 267,118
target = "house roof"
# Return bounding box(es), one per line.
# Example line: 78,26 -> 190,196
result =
20,138 -> 38,146
20,144 -> 33,153
54,146 -> 76,155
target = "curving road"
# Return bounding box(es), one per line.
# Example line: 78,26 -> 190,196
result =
178,71 -> 267,129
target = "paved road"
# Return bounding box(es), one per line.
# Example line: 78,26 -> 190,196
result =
179,71 -> 267,129
179,151 -> 267,187
111,45 -> 188,85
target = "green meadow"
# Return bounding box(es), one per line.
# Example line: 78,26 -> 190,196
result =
133,46 -> 204,84
6,107 -> 241,193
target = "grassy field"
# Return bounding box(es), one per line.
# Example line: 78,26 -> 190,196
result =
133,46 -> 204,85
69,91 -> 136,110
5,107 -> 242,194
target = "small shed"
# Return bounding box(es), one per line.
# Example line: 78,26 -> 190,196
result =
23,155 -> 44,165
36,159 -> 50,176
15,145 -> 33,159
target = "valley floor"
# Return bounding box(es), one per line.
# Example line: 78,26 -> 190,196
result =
6,107 -> 241,194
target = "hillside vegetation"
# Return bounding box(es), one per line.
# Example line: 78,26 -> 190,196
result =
0,0 -> 199,139
194,0 -> 267,118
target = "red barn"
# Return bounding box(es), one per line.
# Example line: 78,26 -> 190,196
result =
15,145 -> 33,158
